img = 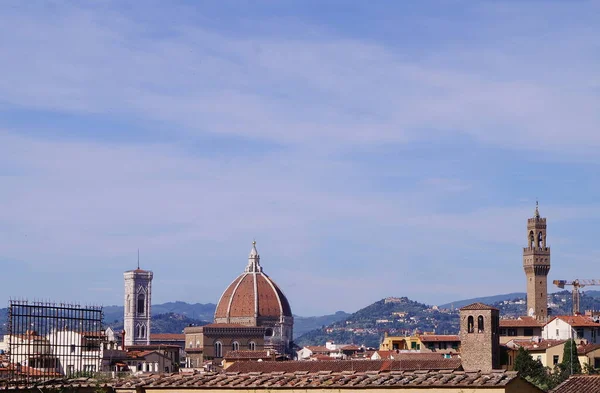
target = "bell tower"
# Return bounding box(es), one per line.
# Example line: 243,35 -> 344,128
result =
523,202 -> 550,320
124,255 -> 153,346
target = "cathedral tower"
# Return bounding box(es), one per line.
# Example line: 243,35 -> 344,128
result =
523,202 -> 550,320
124,261 -> 153,346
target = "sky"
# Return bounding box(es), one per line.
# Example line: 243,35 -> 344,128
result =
1,1 -> 600,317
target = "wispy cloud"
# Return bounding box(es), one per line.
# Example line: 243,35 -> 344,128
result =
1,1 -> 599,314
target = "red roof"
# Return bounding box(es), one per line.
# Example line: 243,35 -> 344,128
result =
225,358 -> 462,373
553,374 -> 600,393
510,339 -> 565,351
223,350 -> 272,360
150,333 -> 185,341
420,335 -> 460,342
500,316 -> 543,328
304,346 -> 330,353
552,315 -> 600,327
460,302 -> 499,311
578,343 -> 600,355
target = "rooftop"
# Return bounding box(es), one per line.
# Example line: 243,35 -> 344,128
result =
552,374 -> 600,393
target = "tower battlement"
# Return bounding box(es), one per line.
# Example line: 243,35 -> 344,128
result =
523,203 -> 550,320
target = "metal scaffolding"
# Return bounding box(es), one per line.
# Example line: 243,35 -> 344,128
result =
5,299 -> 103,384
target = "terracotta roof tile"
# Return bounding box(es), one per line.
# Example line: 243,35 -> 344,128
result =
105,370 -> 524,389
499,316 -> 543,327
225,358 -> 462,374
459,302 -> 499,311
420,335 -> 460,342
554,315 -> 600,327
552,374 -> 600,393
150,334 -> 185,341
223,350 -> 271,360
578,343 -> 600,355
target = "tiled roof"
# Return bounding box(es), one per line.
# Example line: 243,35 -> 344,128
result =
420,335 -> 460,342
225,358 -> 462,373
0,370 -> 534,391
509,339 -> 565,351
304,346 -> 330,352
150,334 -> 185,341
552,315 -> 600,327
460,302 -> 499,311
552,375 -> 600,393
578,343 -> 600,355
215,270 -> 292,321
223,350 -> 271,360
109,370 -> 520,389
499,316 -> 543,327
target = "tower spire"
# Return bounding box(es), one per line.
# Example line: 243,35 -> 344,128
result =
137,249 -> 140,269
535,200 -> 540,218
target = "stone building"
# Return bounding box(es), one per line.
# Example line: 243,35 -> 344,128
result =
213,241 -> 293,355
184,241 -> 294,366
459,302 -> 500,372
523,202 -> 550,320
124,263 -> 153,346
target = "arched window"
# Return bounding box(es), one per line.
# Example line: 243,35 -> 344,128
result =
249,341 -> 256,350
529,231 -> 535,248
478,316 -> 484,333
232,341 -> 239,351
467,316 -> 474,333
216,341 -> 223,357
137,294 -> 145,315
265,328 -> 273,337
538,232 -> 543,248
139,324 -> 145,338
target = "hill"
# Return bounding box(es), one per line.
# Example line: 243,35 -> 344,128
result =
295,297 -> 460,348
438,292 -> 526,310
0,301 -> 348,338
294,291 -> 600,348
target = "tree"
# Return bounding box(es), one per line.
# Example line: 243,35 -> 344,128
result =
560,339 -> 582,376
514,347 -> 545,380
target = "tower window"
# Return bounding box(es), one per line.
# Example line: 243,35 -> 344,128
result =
249,341 -> 256,350
137,294 -> 145,315
467,316 -> 474,333
265,328 -> 273,337
232,341 -> 239,351
538,232 -> 543,247
478,316 -> 484,333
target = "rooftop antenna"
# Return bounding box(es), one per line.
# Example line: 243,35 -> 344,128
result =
137,249 -> 140,269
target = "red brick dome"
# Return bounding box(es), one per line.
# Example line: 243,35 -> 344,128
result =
214,242 -> 292,322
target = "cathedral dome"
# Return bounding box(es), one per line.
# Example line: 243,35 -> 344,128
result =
214,242 -> 292,323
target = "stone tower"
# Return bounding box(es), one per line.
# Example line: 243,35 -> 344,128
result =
459,303 -> 500,372
523,202 -> 550,320
124,261 -> 153,346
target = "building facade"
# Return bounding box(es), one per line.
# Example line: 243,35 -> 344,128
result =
523,203 -> 550,320
124,266 -> 153,346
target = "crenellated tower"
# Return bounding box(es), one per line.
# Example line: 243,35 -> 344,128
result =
523,202 -> 550,320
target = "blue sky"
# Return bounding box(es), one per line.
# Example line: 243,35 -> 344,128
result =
1,1 -> 600,316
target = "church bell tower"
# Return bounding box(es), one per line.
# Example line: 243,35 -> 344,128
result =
523,202 -> 550,320
124,257 -> 153,346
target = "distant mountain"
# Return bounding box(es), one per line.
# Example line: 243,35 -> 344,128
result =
438,292 -> 526,310
295,297 -> 460,348
294,311 -> 350,337
295,291 -> 600,348
0,301 -> 347,338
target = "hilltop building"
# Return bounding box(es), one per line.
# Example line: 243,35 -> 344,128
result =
124,262 -> 153,346
523,202 -> 550,320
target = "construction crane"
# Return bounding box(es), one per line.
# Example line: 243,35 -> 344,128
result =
553,279 -> 600,315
